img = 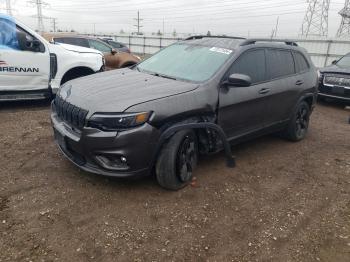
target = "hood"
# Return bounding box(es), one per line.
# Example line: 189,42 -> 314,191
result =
320,64 -> 350,75
59,68 -> 199,114
54,43 -> 103,55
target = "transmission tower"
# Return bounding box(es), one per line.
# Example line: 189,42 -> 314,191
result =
6,0 -> 13,16
337,0 -> 350,37
133,11 -> 143,35
301,0 -> 330,37
28,0 -> 48,32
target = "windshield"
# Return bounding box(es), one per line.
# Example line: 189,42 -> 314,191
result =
336,55 -> 350,68
137,43 -> 233,82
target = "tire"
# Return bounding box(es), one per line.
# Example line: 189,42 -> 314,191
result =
156,130 -> 198,190
282,101 -> 311,142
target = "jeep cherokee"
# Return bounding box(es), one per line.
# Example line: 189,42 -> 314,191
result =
51,36 -> 318,190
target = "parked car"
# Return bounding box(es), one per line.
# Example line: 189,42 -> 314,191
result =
318,54 -> 350,105
51,36 -> 318,190
100,38 -> 130,53
0,15 -> 104,101
43,34 -> 140,70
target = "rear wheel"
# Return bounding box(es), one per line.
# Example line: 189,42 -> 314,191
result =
282,101 -> 310,141
156,130 -> 198,190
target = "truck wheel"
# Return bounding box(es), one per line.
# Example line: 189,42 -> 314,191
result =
156,130 -> 198,190
282,101 -> 310,141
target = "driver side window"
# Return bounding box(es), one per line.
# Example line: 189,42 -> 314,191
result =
228,49 -> 267,84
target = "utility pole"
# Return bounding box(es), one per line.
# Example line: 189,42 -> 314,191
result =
51,17 -> 57,32
337,0 -> 350,37
6,0 -> 13,16
133,10 -> 143,35
162,18 -> 165,36
28,0 -> 48,33
274,16 -> 279,38
300,0 -> 330,37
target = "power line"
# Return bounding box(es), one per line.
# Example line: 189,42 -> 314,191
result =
336,0 -> 350,37
300,0 -> 330,37
49,0 -> 307,15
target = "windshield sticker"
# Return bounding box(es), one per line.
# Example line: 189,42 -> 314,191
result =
209,47 -> 232,55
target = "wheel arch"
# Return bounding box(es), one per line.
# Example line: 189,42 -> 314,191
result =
151,120 -> 235,170
60,66 -> 95,85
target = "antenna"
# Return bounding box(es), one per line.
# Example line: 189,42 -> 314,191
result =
337,0 -> 350,37
133,10 -> 143,35
300,0 -> 330,37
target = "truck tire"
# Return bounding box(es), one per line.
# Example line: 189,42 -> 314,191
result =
282,101 -> 311,141
156,130 -> 198,190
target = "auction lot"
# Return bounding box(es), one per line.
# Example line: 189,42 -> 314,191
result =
0,101 -> 349,261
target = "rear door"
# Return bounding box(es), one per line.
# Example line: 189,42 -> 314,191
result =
0,18 -> 50,93
218,48 -> 271,138
264,49 -> 299,125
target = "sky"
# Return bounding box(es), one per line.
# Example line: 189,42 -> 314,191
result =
0,0 -> 348,38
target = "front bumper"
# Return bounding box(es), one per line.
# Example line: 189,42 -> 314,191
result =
319,81 -> 350,102
51,111 -> 160,178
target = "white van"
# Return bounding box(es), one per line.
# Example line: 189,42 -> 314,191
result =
0,14 -> 105,101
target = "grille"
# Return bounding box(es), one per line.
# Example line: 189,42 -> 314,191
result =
53,96 -> 88,129
324,75 -> 350,87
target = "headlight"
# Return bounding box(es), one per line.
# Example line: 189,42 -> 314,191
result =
88,112 -> 151,131
317,70 -> 324,83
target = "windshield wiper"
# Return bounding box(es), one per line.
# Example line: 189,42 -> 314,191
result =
151,73 -> 177,80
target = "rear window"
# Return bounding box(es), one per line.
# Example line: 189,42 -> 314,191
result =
266,49 -> 295,79
294,52 -> 309,73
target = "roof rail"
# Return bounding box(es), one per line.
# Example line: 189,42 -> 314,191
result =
240,38 -> 298,47
185,35 -> 246,41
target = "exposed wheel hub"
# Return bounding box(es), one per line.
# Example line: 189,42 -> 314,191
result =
176,136 -> 196,182
295,106 -> 309,137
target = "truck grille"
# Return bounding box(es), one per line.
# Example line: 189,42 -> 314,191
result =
53,96 -> 88,129
324,75 -> 350,87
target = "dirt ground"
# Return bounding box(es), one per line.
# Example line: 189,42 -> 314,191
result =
0,101 -> 349,262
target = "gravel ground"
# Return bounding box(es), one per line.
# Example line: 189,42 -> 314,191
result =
0,101 -> 349,262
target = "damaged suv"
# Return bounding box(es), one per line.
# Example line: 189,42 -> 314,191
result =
51,36 -> 318,190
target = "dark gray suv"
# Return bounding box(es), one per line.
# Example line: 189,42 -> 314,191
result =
51,36 -> 318,190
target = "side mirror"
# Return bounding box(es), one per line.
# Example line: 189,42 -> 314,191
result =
111,48 -> 117,55
332,60 -> 337,65
225,73 -> 252,87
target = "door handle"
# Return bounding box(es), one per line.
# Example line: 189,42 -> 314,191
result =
259,88 -> 270,94
296,80 -> 304,86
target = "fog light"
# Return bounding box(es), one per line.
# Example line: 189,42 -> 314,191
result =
95,155 -> 129,171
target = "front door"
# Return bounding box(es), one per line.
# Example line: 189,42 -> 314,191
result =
0,16 -> 50,93
218,48 -> 270,139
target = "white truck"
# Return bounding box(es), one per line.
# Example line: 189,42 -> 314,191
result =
0,14 -> 105,101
